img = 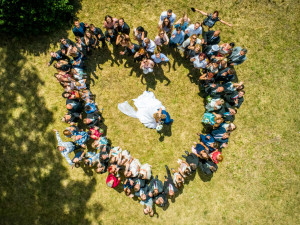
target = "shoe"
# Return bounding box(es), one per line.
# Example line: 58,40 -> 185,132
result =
165,165 -> 168,169
185,151 -> 189,155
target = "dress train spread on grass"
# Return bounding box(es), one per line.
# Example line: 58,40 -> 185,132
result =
118,91 -> 165,129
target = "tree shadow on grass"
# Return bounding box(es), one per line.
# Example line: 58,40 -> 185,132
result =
0,17 -> 103,225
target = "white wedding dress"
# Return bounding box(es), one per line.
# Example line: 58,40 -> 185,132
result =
118,91 -> 165,129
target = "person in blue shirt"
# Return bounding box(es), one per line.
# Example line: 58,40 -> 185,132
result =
169,27 -> 185,48
174,12 -> 191,32
199,134 -> 217,153
72,151 -> 84,168
73,131 -> 89,148
159,9 -> 176,26
85,100 -> 97,114
211,127 -> 230,148
72,19 -> 88,37
155,107 -> 173,125
151,51 -> 169,64
54,130 -> 76,166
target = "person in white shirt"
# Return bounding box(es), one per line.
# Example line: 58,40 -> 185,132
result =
191,53 -> 208,70
142,38 -> 156,55
185,22 -> 202,37
158,9 -> 176,26
140,58 -> 154,74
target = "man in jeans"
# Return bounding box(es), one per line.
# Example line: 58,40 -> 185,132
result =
54,129 -> 76,166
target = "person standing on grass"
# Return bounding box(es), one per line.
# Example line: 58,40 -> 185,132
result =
140,58 -> 155,74
106,173 -> 121,188
174,12 -> 191,32
103,15 -> 119,30
104,29 -> 118,45
142,38 -> 156,56
185,22 -> 202,39
163,165 -> 179,198
114,18 -> 130,35
53,129 -> 76,166
154,30 -> 169,51
159,9 -> 176,26
191,52 -> 208,70
89,24 -> 106,48
72,19 -> 89,37
169,26 -> 185,48
151,50 -> 169,64
48,50 -> 70,66
191,8 -> 233,29
120,41 -> 140,56
227,47 -> 248,66
133,26 -> 148,45
203,30 -> 221,46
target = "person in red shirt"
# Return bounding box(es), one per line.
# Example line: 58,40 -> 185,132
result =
106,173 -> 120,188
209,150 -> 223,164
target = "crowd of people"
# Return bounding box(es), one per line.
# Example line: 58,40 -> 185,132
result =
50,8 -> 247,216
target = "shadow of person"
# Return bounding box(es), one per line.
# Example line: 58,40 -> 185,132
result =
0,36 -> 102,224
141,73 -> 157,91
158,122 -> 173,142
197,168 -> 213,182
153,64 -> 171,86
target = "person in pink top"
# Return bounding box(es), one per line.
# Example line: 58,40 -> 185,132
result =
103,15 -> 118,30
209,150 -> 223,164
106,173 -> 120,188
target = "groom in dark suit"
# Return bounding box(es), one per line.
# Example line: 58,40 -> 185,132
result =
203,30 -> 221,45
115,18 -> 130,35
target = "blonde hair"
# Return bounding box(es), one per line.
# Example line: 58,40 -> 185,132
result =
181,12 -> 188,26
190,34 -> 197,40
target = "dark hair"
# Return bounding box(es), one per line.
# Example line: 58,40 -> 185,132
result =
89,24 -> 95,29
167,9 -> 172,13
239,90 -> 245,94
228,68 -> 236,74
213,10 -> 219,17
74,19 -> 79,22
230,42 -> 235,48
85,105 -> 91,112
238,84 -> 244,90
119,18 -> 124,22
62,92 -> 70,98
176,26 -> 182,31
136,26 -> 144,32
75,36 -> 81,42
75,162 -> 80,168
242,48 -> 248,54
199,53 -> 206,58
105,15 -> 113,21
162,17 -> 171,29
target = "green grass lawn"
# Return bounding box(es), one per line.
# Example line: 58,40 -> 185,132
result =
0,0 -> 299,224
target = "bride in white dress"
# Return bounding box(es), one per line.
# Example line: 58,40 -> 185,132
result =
118,91 -> 165,129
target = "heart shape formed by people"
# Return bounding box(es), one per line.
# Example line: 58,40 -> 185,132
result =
52,10 -> 246,216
